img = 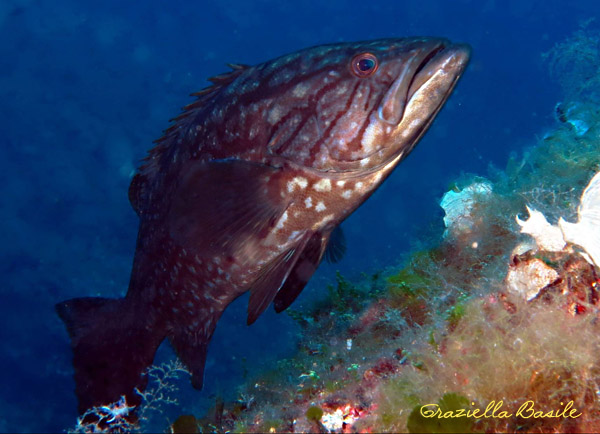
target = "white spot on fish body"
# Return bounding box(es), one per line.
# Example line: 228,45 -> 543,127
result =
313,178 -> 331,192
342,189 -> 352,199
336,180 -> 346,187
305,197 -> 313,208
361,116 -> 382,153
276,210 -> 289,229
268,106 -> 283,124
355,182 -> 364,190
287,177 -> 308,192
360,158 -> 370,167
315,201 -> 326,212
293,82 -> 310,98
249,126 -> 259,139
336,84 -> 348,95
314,214 -> 335,229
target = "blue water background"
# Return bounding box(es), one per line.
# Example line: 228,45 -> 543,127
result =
1,0 -> 597,431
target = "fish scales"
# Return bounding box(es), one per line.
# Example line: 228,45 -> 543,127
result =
56,37 -> 470,417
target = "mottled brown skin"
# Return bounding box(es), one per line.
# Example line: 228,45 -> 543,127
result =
56,38 -> 470,414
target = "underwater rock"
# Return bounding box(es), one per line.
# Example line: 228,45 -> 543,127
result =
505,256 -> 559,301
440,181 -> 493,236
506,249 -> 599,317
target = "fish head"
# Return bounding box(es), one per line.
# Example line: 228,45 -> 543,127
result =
261,38 -> 470,174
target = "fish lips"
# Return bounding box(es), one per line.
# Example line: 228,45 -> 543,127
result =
379,41 -> 471,125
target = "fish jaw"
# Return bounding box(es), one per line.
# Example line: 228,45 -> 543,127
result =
357,42 -> 471,172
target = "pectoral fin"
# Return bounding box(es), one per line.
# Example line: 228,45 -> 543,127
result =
325,225 -> 346,263
273,231 -> 330,313
167,159 -> 289,260
247,232 -> 312,325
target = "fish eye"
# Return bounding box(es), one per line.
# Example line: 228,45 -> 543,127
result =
351,53 -> 378,78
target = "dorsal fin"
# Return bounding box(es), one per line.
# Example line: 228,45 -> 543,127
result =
129,63 -> 250,214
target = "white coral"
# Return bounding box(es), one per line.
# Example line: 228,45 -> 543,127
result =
558,171 -> 600,268
440,181 -> 493,235
515,206 -> 566,251
516,171 -> 600,268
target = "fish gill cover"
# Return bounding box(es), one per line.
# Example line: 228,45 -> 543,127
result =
1,1 -> 600,433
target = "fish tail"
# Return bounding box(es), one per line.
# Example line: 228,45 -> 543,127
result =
56,297 -> 164,414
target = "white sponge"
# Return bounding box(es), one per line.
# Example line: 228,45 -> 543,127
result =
558,172 -> 600,268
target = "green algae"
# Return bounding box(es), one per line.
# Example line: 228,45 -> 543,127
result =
542,19 -> 600,103
170,415 -> 199,434
305,405 -> 323,422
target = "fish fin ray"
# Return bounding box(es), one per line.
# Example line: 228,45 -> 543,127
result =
247,232 -> 312,324
325,224 -> 346,263
167,159 -> 289,258
273,231 -> 329,313
56,297 -> 165,413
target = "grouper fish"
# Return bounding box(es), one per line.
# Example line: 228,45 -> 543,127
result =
56,37 -> 470,414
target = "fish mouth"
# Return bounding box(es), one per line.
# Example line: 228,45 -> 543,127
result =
378,41 -> 471,125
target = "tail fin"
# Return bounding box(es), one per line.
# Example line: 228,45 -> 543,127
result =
56,297 -> 165,414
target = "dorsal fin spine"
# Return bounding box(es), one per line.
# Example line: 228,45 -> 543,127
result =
129,64 -> 249,214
